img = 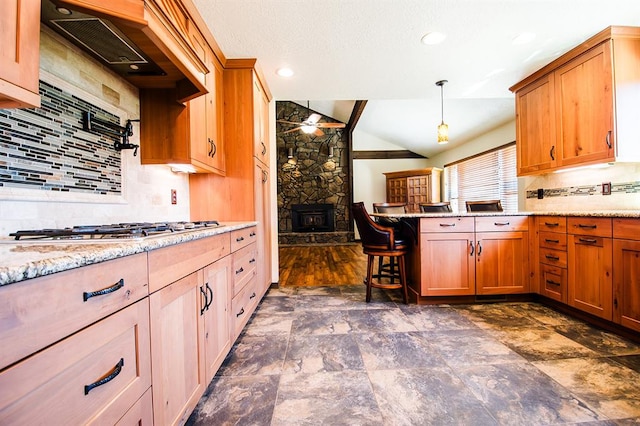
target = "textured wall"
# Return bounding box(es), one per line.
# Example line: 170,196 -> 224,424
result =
276,101 -> 352,244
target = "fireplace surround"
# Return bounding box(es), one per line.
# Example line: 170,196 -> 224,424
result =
291,204 -> 335,232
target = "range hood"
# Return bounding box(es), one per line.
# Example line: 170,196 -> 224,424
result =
41,0 -> 207,102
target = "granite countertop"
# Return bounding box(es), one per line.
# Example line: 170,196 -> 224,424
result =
372,210 -> 640,218
0,222 -> 257,287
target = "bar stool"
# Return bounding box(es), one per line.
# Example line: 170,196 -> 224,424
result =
352,202 -> 409,304
465,200 -> 503,212
372,202 -> 407,283
420,202 -> 452,213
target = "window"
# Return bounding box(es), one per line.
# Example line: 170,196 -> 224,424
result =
444,142 -> 517,212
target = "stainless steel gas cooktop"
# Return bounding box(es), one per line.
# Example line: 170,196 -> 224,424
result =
8,221 -> 220,241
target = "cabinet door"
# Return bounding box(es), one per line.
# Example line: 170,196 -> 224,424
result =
253,75 -> 269,165
540,264 -> 566,303
567,235 -> 613,320
0,0 -> 40,108
202,257 -> 231,383
515,74 -> 556,175
556,42 -> 614,167
419,232 -> 475,296
476,231 -> 530,295
255,160 -> 271,295
386,177 -> 407,204
613,239 -> 640,332
149,272 -> 205,426
406,175 -> 432,213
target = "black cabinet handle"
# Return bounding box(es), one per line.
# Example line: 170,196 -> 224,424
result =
236,236 -> 244,242
439,223 -> 456,227
249,292 -> 256,299
84,358 -> 124,395
205,283 -> 213,311
83,279 -> 124,302
261,142 -> 267,155
494,222 -> 510,226
249,258 -> 256,264
578,238 -> 598,244
236,267 -> 244,275
477,241 -> 482,257
544,222 -> 559,227
545,254 -> 560,261
210,140 -> 217,157
469,241 -> 474,256
577,224 -> 597,229
606,130 -> 612,149
250,232 -> 256,237
200,285 -> 208,315
236,307 -> 245,318
546,279 -> 561,286
544,238 -> 560,243
262,170 -> 268,183
550,145 -> 555,161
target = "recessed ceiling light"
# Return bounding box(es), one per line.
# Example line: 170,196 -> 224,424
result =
512,32 -> 536,45
421,32 -> 446,45
276,67 -> 294,77
56,7 -> 72,15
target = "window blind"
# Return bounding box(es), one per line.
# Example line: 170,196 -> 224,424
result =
444,143 -> 517,213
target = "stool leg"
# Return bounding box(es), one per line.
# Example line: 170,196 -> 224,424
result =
365,254 -> 375,303
399,255 -> 408,304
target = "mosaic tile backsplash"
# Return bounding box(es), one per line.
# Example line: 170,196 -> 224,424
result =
526,180 -> 640,199
0,81 -> 122,195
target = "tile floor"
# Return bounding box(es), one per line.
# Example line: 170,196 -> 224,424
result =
187,286 -> 640,425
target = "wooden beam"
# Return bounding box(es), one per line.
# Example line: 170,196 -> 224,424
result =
346,100 -> 367,131
353,150 -> 427,160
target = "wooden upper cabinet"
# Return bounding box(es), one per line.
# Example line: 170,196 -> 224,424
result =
384,168 -> 442,212
555,43 -> 614,167
511,26 -> 640,175
515,74 -> 556,175
0,0 -> 41,109
253,74 -> 270,165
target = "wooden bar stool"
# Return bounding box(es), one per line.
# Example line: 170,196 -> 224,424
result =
465,200 -> 503,212
420,202 -> 452,212
351,202 -> 409,304
372,202 -> 407,283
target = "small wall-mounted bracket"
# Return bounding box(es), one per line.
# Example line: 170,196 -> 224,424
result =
82,112 -> 140,156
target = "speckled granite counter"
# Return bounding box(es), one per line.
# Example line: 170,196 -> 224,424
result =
0,222 -> 256,287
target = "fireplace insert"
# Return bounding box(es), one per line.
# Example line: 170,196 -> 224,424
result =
291,204 -> 335,232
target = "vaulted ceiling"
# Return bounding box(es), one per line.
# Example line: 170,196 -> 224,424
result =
193,0 -> 640,158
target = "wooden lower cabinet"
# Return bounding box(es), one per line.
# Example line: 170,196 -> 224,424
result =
567,217 -> 613,320
0,299 -> 151,425
476,231 -> 530,295
540,264 -> 567,303
149,272 -> 206,426
613,219 -> 640,332
419,232 -> 475,296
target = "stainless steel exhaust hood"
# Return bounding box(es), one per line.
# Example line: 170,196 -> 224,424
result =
41,0 -> 207,102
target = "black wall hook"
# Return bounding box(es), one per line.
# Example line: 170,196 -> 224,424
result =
82,112 -> 140,156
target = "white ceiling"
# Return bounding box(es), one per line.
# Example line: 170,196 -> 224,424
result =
192,0 -> 640,158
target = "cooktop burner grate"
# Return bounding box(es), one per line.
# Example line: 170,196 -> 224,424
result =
9,221 -> 220,241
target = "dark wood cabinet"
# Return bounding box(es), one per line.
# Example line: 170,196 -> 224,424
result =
384,168 -> 442,213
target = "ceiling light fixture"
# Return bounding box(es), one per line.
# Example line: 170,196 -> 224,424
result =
276,67 -> 294,77
435,80 -> 449,144
421,32 -> 446,45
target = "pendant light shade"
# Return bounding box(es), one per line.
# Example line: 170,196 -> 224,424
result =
436,80 -> 449,144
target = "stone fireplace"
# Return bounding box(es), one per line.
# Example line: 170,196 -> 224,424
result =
277,101 -> 353,245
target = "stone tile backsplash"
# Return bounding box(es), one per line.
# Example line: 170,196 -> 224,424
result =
0,81 -> 122,195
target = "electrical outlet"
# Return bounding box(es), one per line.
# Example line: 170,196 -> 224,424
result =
537,188 -> 544,199
171,189 -> 177,204
602,182 -> 611,195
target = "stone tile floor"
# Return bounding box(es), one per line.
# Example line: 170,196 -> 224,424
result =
187,286 -> 640,425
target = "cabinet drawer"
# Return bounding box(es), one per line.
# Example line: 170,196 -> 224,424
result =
0,299 -> 151,425
230,226 -> 258,252
540,247 -> 567,267
567,217 -> 612,237
475,215 -> 529,232
0,253 -> 148,369
539,231 -> 568,250
613,218 -> 640,240
231,277 -> 258,338
540,264 -> 566,303
148,233 -> 230,292
420,217 -> 474,233
537,216 -> 567,233
232,242 -> 257,296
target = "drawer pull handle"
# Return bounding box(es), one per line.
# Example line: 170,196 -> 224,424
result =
439,223 -> 456,227
546,279 -> 561,286
579,238 -> 598,244
250,292 -> 256,299
577,224 -> 597,229
544,222 -> 559,227
84,358 -> 124,395
469,241 -> 474,256
261,142 -> 267,155
236,236 -> 245,242
494,222 -> 510,226
545,254 -> 560,261
236,307 -> 245,317
477,241 -> 482,257
83,279 -> 124,302
250,232 -> 256,237
236,267 -> 244,275
544,239 -> 560,243
249,258 -> 256,264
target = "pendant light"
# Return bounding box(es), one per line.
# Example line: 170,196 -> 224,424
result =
435,80 -> 449,144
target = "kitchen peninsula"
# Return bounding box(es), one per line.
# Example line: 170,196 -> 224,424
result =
372,210 -> 640,337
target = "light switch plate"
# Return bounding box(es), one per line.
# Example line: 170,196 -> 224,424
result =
602,182 -> 611,195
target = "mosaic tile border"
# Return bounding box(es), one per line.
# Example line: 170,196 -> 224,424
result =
0,81 -> 122,195
526,181 -> 640,199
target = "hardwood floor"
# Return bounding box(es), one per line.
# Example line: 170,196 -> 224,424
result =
278,244 -> 368,287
